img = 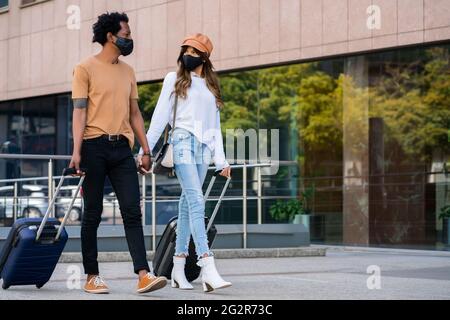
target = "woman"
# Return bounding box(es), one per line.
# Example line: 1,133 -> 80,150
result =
139,34 -> 232,292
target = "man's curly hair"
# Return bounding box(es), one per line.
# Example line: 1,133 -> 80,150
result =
92,12 -> 129,46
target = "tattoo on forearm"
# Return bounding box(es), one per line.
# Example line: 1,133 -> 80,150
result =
73,98 -> 88,109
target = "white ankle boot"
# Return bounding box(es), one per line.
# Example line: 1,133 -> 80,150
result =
171,256 -> 193,290
197,256 -> 232,292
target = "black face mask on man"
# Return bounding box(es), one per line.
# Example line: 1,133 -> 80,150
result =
114,36 -> 134,56
183,55 -> 204,72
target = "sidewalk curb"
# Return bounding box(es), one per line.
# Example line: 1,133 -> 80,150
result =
314,245 -> 450,257
58,247 -> 326,263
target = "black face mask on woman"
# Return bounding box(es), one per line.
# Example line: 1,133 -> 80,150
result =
114,36 -> 134,56
183,54 -> 204,72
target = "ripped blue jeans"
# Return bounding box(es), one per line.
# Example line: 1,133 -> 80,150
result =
171,127 -> 213,258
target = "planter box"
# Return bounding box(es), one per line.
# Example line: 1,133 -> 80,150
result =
0,223 -> 310,253
293,214 -> 310,230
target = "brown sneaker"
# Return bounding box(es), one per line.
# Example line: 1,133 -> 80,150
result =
84,275 -> 109,294
137,273 -> 167,294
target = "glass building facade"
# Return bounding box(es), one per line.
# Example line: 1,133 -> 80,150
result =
0,43 -> 449,250
138,42 -> 450,250
0,94 -> 72,179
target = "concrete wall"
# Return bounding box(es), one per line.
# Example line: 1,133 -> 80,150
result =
1,0 -> 450,102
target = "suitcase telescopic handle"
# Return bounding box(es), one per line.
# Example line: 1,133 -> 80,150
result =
213,169 -> 232,177
204,169 -> 232,233
36,168 -> 87,241
204,170 -> 231,200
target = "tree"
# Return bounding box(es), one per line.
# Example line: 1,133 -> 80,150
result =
370,47 -> 450,165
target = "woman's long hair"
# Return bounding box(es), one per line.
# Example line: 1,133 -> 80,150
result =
174,46 -> 224,109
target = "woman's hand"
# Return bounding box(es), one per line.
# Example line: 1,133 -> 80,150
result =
219,166 -> 231,179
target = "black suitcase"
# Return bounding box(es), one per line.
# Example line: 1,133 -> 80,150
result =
153,170 -> 231,282
0,168 -> 85,289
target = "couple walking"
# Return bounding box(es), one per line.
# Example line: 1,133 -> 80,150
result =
69,12 -> 231,294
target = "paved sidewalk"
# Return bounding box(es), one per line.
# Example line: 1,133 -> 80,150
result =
1,248 -> 449,300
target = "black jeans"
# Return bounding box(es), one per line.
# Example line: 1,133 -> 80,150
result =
80,137 -> 150,275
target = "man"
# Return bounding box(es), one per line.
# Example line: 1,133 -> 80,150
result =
69,12 -> 165,294
1,137 -> 21,179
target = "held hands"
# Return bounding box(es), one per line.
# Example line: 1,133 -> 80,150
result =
137,154 -> 152,175
135,155 -> 231,178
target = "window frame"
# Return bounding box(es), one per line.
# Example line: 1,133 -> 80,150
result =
0,0 -> 8,14
20,0 -> 51,9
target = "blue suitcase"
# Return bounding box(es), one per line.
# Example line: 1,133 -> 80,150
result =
0,168 -> 85,290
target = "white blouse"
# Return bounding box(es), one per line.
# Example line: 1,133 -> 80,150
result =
139,71 -> 229,171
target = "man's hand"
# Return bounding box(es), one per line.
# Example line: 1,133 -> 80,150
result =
137,154 -> 152,175
141,154 -> 152,172
69,152 -> 83,176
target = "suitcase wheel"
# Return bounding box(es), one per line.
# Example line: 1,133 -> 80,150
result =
36,284 -> 44,289
2,283 -> 9,290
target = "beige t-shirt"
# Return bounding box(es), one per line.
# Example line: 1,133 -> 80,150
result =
71,56 -> 139,148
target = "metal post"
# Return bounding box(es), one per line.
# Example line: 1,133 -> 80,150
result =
112,200 -> 116,225
141,174 -> 146,226
151,172 -> 156,251
48,159 -> 54,218
243,163 -> 247,249
257,166 -> 262,224
13,182 -> 18,221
